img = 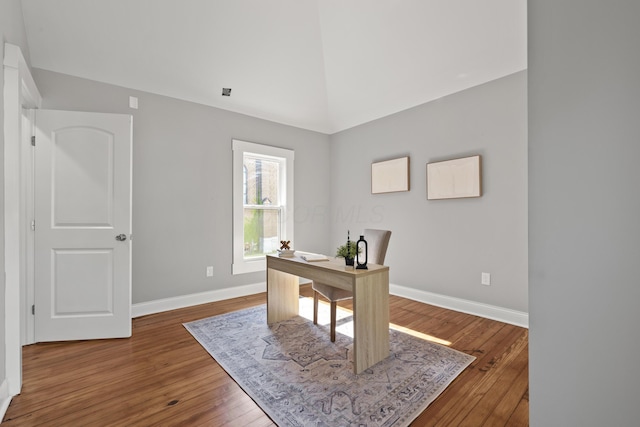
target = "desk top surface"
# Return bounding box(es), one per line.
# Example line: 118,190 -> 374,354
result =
266,253 -> 389,278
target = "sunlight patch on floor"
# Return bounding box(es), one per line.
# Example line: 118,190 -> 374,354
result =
298,296 -> 450,346
389,324 -> 451,346
298,296 -> 355,338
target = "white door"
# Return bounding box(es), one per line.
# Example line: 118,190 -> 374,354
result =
34,109 -> 132,342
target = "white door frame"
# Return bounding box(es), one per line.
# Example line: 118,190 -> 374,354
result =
3,43 -> 41,396
21,107 -> 36,346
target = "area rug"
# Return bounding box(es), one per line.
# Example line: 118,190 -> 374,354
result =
184,301 -> 475,427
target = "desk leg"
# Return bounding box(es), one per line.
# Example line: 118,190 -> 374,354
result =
352,270 -> 390,374
266,267 -> 299,324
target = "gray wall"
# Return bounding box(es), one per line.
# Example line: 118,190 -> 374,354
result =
32,68 -> 528,315
529,1 -> 640,426
1,0 -> 32,388
330,71 -> 528,312
32,69 -> 332,304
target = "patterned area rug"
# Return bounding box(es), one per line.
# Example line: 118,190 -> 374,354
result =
184,301 -> 475,427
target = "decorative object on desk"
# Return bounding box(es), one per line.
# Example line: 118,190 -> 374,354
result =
335,230 -> 360,266
277,249 -> 295,257
356,234 -> 368,270
279,240 -> 291,250
277,240 -> 295,257
427,155 -> 482,200
371,156 -> 410,194
299,252 -> 330,262
184,302 -> 475,427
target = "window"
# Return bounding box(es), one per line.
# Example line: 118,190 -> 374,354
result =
232,139 -> 294,274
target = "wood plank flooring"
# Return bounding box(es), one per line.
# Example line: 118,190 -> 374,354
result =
3,285 -> 528,426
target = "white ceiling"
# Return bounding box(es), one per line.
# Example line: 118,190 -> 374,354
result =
20,0 -> 526,134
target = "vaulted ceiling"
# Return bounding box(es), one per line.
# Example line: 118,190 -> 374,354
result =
20,0 -> 526,134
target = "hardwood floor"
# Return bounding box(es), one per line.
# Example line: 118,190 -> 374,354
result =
3,285 -> 528,426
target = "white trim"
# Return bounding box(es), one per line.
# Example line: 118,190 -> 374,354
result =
131,280 -> 527,328
0,379 -> 12,423
3,44 -> 40,106
22,107 -> 36,346
0,380 -> 11,423
390,283 -> 529,328
131,283 -> 267,318
4,43 -> 42,397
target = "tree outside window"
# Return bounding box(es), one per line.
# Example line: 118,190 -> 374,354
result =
243,155 -> 281,257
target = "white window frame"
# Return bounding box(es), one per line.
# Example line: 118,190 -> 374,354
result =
232,139 -> 294,274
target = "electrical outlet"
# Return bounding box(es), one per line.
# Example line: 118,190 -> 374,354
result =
206,266 -> 214,277
481,272 -> 491,286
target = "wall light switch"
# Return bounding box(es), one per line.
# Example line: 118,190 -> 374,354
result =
481,272 -> 491,286
206,266 -> 214,277
129,96 -> 138,109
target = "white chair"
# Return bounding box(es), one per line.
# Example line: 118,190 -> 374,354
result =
313,229 -> 392,342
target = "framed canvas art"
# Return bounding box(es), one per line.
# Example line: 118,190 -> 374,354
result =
371,156 -> 410,194
427,155 -> 482,200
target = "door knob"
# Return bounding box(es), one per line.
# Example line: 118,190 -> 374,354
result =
115,234 -> 127,241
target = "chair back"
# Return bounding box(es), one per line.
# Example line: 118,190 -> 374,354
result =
363,229 -> 392,265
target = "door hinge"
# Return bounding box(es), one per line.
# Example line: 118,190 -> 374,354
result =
32,304 -> 35,315
31,135 -> 36,146
31,220 -> 35,231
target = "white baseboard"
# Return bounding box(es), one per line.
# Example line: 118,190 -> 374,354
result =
131,281 -> 528,328
132,283 -> 266,318
389,283 -> 529,328
0,379 -> 12,424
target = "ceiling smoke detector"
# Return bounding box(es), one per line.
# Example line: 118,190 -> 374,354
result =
222,88 -> 232,96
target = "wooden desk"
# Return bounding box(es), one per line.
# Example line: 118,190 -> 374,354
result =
266,254 -> 390,374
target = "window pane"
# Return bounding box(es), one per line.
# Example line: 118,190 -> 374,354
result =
243,208 -> 281,258
233,139 -> 293,275
244,156 -> 280,206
